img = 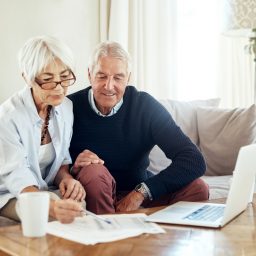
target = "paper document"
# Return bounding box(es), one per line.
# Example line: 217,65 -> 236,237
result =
47,213 -> 165,245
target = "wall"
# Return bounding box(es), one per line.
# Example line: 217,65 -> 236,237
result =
0,0 -> 100,103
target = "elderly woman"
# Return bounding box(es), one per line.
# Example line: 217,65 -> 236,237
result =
0,35 -> 85,223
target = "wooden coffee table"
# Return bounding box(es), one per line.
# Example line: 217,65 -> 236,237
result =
0,196 -> 256,256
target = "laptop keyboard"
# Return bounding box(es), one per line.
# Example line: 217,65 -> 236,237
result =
183,205 -> 225,222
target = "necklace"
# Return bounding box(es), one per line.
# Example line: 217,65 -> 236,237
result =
41,105 -> 52,144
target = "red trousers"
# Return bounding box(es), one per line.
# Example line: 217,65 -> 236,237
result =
75,164 -> 209,214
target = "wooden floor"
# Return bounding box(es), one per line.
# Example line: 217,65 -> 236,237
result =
0,197 -> 256,256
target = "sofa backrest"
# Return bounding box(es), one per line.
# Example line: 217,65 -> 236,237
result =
148,98 -> 220,174
197,105 -> 256,176
148,99 -> 256,177
158,98 -> 221,146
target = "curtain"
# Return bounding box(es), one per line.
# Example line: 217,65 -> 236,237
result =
99,0 -> 178,99
219,36 -> 254,108
2,0 -> 252,106
98,0 -> 254,107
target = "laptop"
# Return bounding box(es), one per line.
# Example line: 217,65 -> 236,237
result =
146,144 -> 256,228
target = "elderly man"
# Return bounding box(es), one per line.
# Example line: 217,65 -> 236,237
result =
68,41 -> 209,214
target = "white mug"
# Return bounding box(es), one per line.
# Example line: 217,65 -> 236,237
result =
16,192 -> 50,237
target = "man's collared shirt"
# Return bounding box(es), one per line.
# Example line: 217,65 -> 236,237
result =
88,89 -> 123,117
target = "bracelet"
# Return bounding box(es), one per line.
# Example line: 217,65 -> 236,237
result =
69,166 -> 75,176
69,166 -> 81,176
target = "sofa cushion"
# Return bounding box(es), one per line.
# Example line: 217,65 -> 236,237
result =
201,175 -> 232,199
148,98 -> 220,175
197,105 -> 256,176
159,98 -> 220,145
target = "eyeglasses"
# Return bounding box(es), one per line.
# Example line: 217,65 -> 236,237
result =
35,71 -> 76,90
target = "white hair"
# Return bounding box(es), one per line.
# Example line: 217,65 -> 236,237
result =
18,35 -> 74,81
88,41 -> 131,74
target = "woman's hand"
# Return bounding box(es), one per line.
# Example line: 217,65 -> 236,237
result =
72,149 -> 104,175
51,199 -> 83,224
59,177 -> 86,202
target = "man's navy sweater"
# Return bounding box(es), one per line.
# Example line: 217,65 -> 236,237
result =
68,86 -> 206,199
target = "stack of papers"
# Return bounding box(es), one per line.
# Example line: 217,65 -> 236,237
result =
47,213 -> 165,245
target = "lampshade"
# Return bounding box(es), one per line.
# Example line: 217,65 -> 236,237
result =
223,0 -> 256,37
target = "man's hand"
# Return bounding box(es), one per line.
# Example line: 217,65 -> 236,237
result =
115,191 -> 145,212
72,149 -> 104,175
59,178 -> 86,201
51,199 -> 83,224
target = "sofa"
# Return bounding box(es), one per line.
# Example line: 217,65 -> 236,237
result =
1,98 -> 256,227
148,98 -> 256,200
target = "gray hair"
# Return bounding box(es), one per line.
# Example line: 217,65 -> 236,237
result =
18,35 -> 74,81
88,41 -> 131,74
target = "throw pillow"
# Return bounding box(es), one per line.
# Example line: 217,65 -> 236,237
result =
197,105 -> 256,176
148,98 -> 221,174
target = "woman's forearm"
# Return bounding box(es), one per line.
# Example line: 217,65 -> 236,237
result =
54,164 -> 72,186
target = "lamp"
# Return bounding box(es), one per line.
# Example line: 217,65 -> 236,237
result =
223,0 -> 256,102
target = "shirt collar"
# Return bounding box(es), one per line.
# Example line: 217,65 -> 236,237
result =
88,88 -> 123,117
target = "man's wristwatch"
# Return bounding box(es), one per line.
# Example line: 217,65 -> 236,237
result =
134,183 -> 149,199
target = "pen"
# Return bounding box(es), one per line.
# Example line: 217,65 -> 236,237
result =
81,209 -> 112,224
